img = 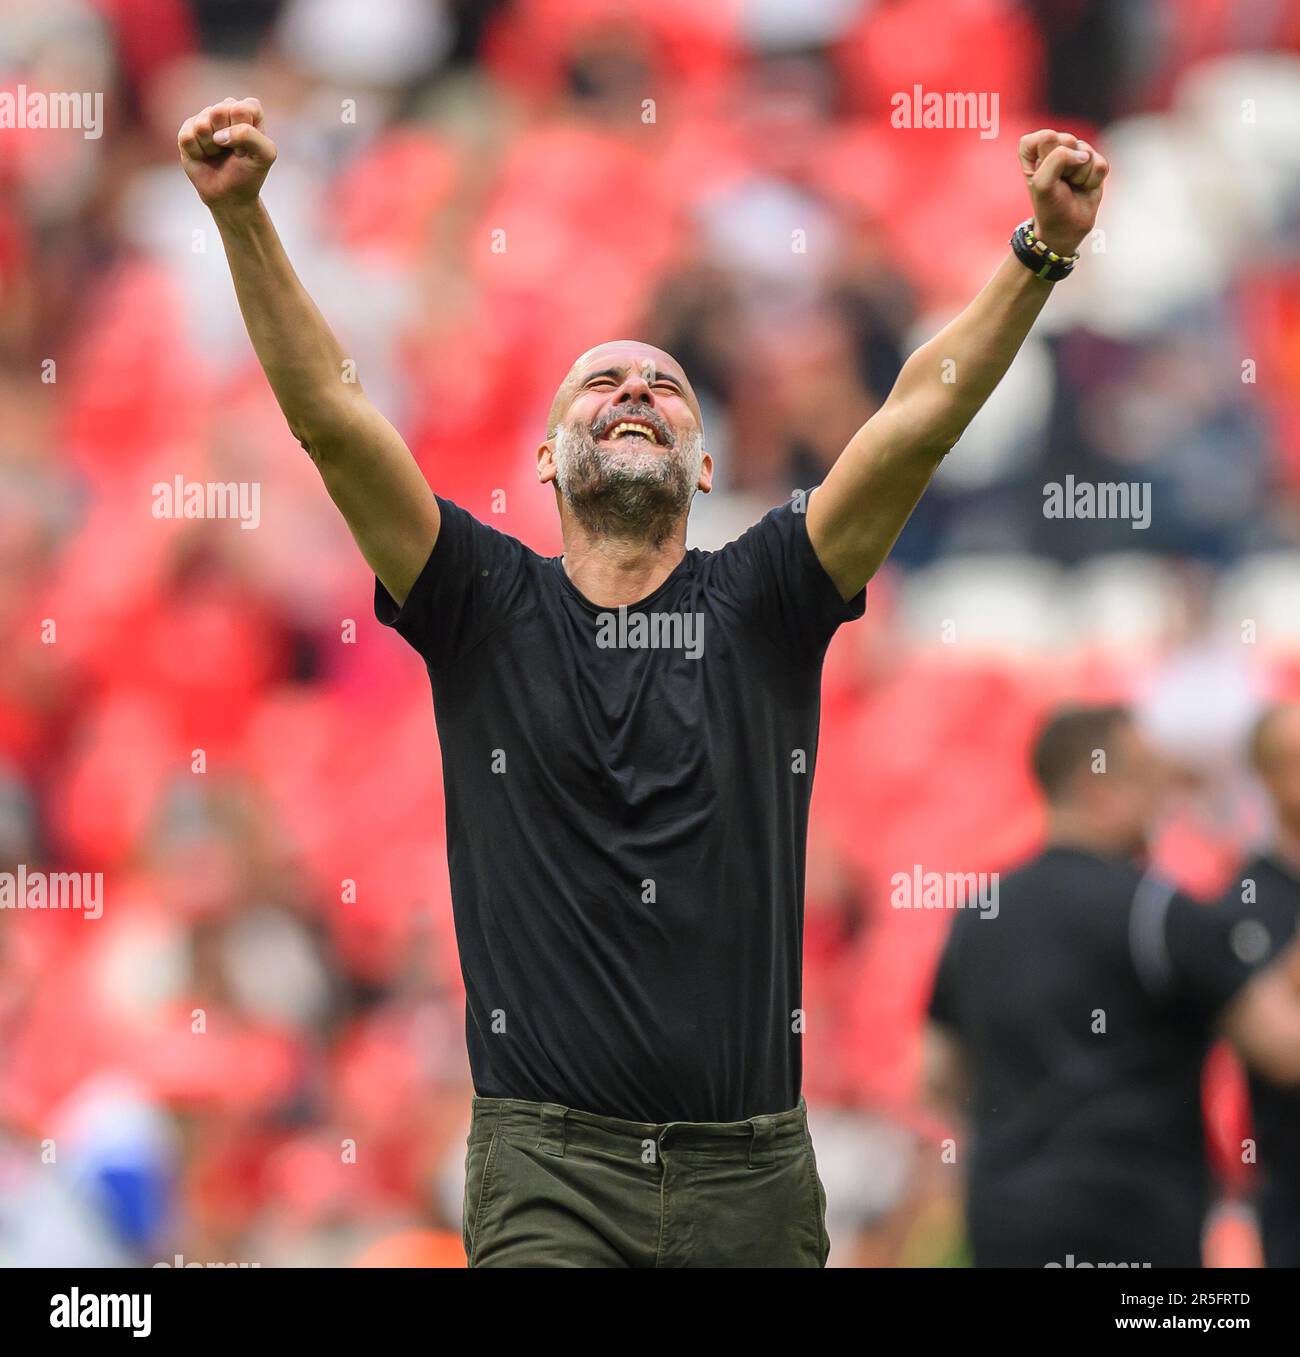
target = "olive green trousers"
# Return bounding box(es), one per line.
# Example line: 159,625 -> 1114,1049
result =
462,1094 -> 830,1268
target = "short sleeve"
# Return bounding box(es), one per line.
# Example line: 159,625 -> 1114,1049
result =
707,497 -> 866,661
1132,878 -> 1257,1017
374,496 -> 532,670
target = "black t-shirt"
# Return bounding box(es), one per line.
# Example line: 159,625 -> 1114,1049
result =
1219,854 -> 1300,1256
376,495 -> 864,1124
928,846 -> 1254,1267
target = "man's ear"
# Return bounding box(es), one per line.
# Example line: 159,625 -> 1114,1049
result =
698,450 -> 714,494
537,439 -> 557,485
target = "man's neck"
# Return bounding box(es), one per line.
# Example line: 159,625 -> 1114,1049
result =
559,514 -> 688,609
1044,809 -> 1140,864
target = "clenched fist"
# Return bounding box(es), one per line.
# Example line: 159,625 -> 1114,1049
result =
178,97 -> 276,210
1019,129 -> 1109,257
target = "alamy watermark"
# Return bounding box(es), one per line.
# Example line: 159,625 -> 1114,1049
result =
595,606 -> 704,659
0,866 -> 102,920
152,476 -> 261,529
154,1254 -> 260,1268
1,86 -> 103,139
1045,1254 -> 1151,1269
890,85 -> 999,139
49,1290 -> 149,1336
1043,476 -> 1151,530
890,865 -> 999,919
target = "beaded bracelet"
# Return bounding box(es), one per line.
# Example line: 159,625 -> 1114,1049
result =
1011,218 -> 1080,281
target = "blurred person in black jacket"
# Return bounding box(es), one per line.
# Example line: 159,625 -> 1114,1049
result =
927,704 -> 1300,1268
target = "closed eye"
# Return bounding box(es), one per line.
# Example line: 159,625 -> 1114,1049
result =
579,370 -> 685,395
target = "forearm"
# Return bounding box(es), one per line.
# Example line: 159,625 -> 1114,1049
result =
211,198 -> 357,450
885,252 -> 1053,448
808,256 -> 1056,590
179,98 -> 440,603
807,129 -> 1106,598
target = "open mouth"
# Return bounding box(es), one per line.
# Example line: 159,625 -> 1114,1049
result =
599,420 -> 663,446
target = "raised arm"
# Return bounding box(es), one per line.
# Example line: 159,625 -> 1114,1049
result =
807,129 -> 1109,600
178,97 -> 439,605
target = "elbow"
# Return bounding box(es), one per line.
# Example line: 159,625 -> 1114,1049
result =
882,396 -> 967,460
290,427 -> 327,466
922,409 -> 974,455
285,390 -> 365,467
930,429 -> 964,458
287,422 -> 315,456
287,415 -> 347,468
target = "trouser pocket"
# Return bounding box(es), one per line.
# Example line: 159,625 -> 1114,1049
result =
461,1121 -> 501,1266
804,1136 -> 831,1267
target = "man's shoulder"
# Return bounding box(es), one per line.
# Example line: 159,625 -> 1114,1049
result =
702,498 -> 803,556
998,848 -> 1148,930
435,495 -> 545,563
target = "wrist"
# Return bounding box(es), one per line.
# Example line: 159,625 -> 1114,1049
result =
209,196 -> 267,231
1031,219 -> 1085,257
1011,219 -> 1080,282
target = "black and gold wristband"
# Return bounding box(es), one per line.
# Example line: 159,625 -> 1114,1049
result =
1010,218 -> 1080,281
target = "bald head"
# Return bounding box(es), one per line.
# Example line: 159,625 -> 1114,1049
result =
546,340 -> 703,437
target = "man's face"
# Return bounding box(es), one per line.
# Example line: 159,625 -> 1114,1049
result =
538,343 -> 711,541
1088,721 -> 1167,856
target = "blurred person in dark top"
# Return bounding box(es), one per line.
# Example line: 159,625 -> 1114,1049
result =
1221,703 -> 1300,1266
927,704 -> 1300,1267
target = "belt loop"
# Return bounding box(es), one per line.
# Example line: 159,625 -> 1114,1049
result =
537,1102 -> 567,1157
748,1114 -> 775,1169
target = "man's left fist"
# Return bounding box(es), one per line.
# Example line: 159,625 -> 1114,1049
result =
1018,129 -> 1109,258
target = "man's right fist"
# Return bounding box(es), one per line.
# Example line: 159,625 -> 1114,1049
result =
178,97 -> 276,209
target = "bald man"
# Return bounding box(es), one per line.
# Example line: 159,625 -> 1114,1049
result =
181,97 -> 1109,1267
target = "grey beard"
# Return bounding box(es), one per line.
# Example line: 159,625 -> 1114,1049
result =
553,424 -> 704,545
